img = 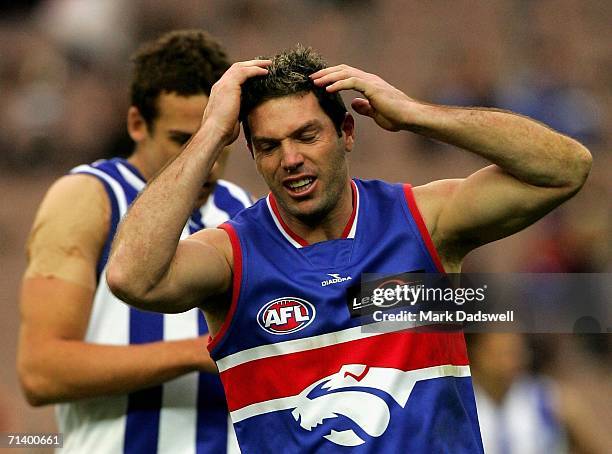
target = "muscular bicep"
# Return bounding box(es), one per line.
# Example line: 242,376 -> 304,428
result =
121,227 -> 233,313
25,174 -> 110,288
421,165 -> 576,260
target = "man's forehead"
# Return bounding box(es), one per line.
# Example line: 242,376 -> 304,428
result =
158,92 -> 207,115
248,92 -> 329,138
155,92 -> 208,130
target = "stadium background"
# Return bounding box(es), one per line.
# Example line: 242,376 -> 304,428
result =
0,0 -> 609,452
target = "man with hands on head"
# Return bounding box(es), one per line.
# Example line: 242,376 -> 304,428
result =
18,30 -> 250,454
108,47 -> 591,453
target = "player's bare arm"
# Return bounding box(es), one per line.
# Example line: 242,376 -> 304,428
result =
312,65 -> 592,269
18,175 -> 216,406
107,60 -> 271,313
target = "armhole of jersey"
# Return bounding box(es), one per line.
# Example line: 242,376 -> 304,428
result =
402,184 -> 446,273
208,222 -> 243,353
72,170 -> 120,280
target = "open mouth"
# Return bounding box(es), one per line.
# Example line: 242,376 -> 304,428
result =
284,177 -> 316,195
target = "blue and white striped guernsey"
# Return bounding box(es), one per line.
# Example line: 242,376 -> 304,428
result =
56,158 -> 251,454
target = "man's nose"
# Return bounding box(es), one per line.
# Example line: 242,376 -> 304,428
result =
280,144 -> 305,173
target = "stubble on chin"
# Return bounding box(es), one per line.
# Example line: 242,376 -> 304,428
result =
277,189 -> 338,227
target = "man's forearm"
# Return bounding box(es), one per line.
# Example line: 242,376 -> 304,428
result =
108,127 -> 225,301
404,103 -> 592,188
18,337 -> 213,406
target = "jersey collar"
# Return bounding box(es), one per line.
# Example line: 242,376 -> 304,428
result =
266,180 -> 360,249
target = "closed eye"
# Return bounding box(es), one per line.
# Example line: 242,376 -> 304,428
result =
255,141 -> 279,153
292,123 -> 320,143
168,132 -> 193,146
299,133 -> 317,143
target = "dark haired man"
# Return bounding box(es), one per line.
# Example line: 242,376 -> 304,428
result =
17,30 -> 248,453
108,47 -> 591,452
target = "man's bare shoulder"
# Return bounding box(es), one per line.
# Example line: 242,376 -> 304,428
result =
32,173 -> 111,240
411,179 -> 463,238
38,173 -> 110,214
25,173 -> 111,286
411,179 -> 466,271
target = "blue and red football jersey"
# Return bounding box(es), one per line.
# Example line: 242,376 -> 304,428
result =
209,179 -> 484,453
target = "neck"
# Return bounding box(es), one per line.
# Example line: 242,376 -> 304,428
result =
475,375 -> 512,404
279,179 -> 354,244
127,148 -> 153,181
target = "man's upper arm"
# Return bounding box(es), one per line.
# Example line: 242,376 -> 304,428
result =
414,164 -> 577,264
25,174 -> 109,286
21,174 -> 110,343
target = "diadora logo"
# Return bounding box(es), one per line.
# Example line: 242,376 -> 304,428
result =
257,297 -> 316,335
321,273 -> 352,287
289,364 -> 416,447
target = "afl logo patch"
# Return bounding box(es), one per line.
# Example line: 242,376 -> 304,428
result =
257,297 -> 315,335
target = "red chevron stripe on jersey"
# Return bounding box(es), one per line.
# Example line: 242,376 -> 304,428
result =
219,328 -> 468,413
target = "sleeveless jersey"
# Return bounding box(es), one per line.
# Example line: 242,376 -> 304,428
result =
56,158 -> 250,454
209,179 -> 483,453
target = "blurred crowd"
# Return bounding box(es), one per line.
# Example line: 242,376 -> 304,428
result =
1,0 -> 610,452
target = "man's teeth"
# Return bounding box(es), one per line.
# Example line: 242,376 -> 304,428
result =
288,178 -> 313,191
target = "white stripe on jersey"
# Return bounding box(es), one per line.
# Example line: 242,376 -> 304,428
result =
56,396 -> 127,453
117,162 -> 146,191
217,179 -> 252,207
227,415 -> 241,453
200,193 -> 231,227
265,195 -> 303,248
157,311 -> 200,454
86,267 -> 130,344
347,180 -> 360,239
216,319 -> 439,373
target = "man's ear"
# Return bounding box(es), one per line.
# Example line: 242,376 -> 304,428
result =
127,106 -> 149,143
342,113 -> 355,152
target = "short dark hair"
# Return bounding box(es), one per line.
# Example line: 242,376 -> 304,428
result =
130,30 -> 230,128
240,45 -> 347,146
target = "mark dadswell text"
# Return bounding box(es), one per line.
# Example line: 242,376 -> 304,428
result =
373,310 -> 514,323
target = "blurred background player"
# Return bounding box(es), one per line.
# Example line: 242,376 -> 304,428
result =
16,30 -> 249,453
469,333 -> 567,454
468,333 -> 611,454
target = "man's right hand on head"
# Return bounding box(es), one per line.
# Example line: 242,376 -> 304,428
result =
201,60 -> 272,145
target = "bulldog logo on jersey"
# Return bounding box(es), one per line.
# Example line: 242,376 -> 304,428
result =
257,297 -> 316,335
291,364 -> 417,447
